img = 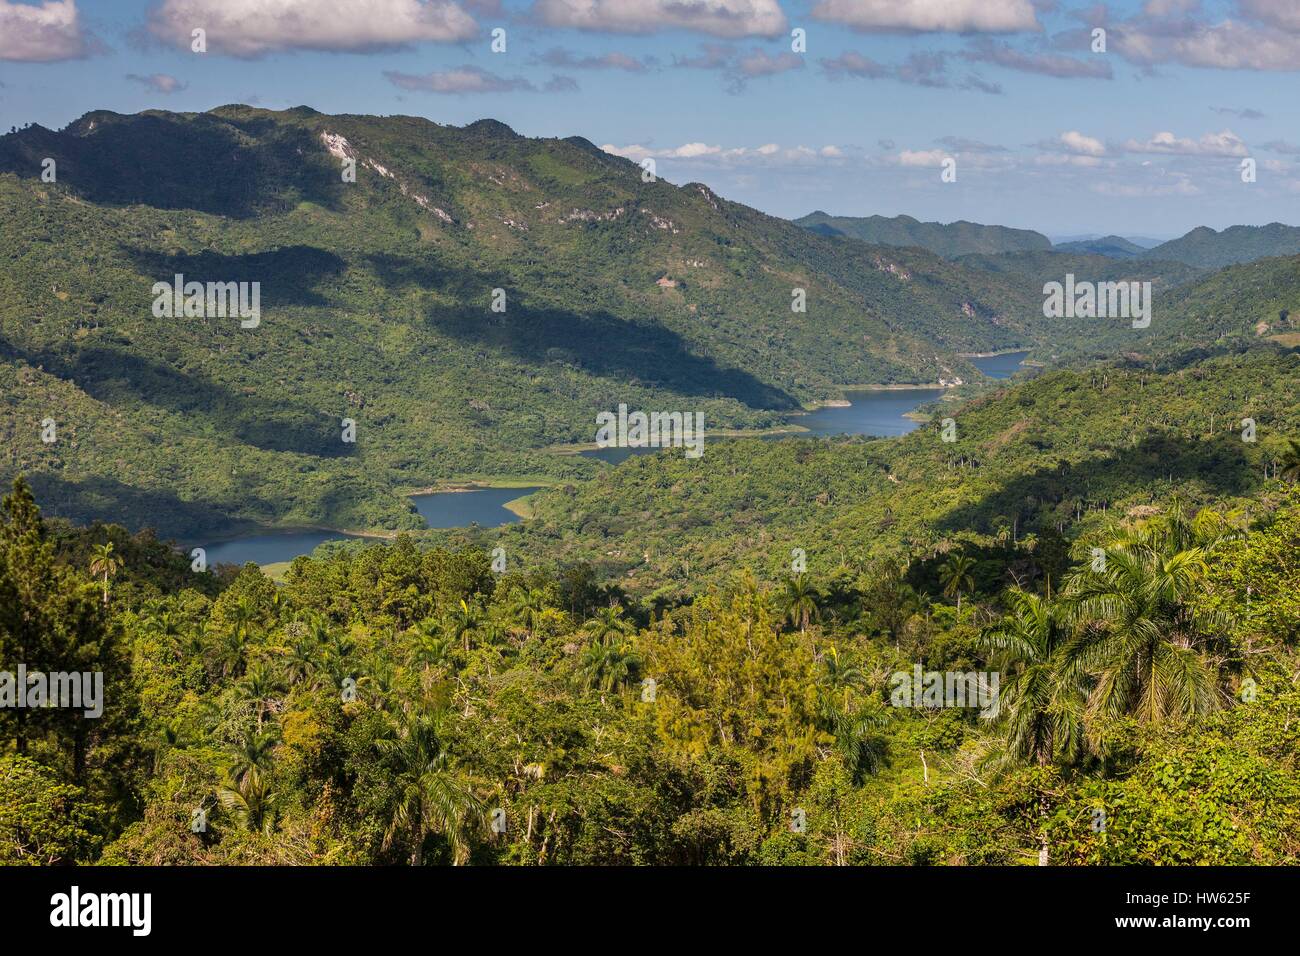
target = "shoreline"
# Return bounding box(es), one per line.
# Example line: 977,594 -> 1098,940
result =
194,480 -> 551,548
957,348 -> 1032,359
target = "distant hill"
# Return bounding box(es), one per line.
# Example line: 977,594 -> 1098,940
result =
1142,223 -> 1300,269
1053,235 -> 1145,258
1051,234 -> 1166,249
795,210 -> 1052,259
956,250 -> 1203,291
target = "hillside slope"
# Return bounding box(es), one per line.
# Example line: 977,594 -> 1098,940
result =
478,347 -> 1299,599
1143,223 -> 1300,269
0,106 -> 1044,535
796,210 -> 1051,258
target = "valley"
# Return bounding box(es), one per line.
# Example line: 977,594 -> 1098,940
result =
2,105 -> 1298,873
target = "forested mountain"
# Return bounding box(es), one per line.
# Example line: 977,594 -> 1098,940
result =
955,249 -> 1202,296
481,347 -> 1299,598
0,106 -> 1051,536
1052,235 -> 1145,258
796,210 -> 1052,258
1143,223 -> 1300,268
3,105 -> 1300,872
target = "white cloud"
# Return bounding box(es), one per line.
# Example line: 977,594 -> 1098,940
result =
531,0 -> 787,38
1238,0 -> 1300,32
1122,129 -> 1248,157
1057,130 -> 1107,156
962,38 -> 1112,78
149,0 -> 477,56
1114,18 -> 1300,72
1142,0 -> 1200,15
537,47 -> 653,71
811,0 -> 1038,33
897,149 -> 949,166
1033,153 -> 1103,167
601,141 -> 847,166
125,72 -> 187,93
385,66 -> 536,93
0,0 -> 89,61
736,49 -> 803,77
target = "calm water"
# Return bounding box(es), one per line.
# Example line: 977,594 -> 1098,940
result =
198,486 -> 539,567
412,486 -> 541,527
969,350 -> 1029,379
785,387 -> 947,438
201,529 -> 365,568
579,445 -> 661,464
581,387 -> 950,461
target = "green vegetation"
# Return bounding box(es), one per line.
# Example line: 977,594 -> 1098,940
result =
2,106 -> 1298,868
1141,223 -> 1300,269
481,347 -> 1298,598
1052,236 -> 1146,258
0,106 -> 1065,537
3,448 -> 1296,864
796,210 -> 1053,258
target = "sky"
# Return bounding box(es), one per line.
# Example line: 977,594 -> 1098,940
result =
1,0 -> 1299,237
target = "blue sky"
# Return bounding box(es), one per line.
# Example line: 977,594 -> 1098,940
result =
2,0 -> 1298,236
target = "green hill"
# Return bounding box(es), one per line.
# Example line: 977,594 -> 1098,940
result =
795,210 -> 1052,258
479,346 -> 1299,599
1143,223 -> 1300,269
0,106 -> 1052,536
1053,235 -> 1145,258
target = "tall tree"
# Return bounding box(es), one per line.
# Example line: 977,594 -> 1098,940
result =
88,541 -> 122,607
378,710 -> 486,865
1063,545 -> 1228,732
939,554 -> 976,613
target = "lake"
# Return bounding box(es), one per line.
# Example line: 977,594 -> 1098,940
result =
786,387 -> 948,438
579,385 -> 951,461
412,486 -> 541,527
197,486 -> 540,567
969,350 -> 1029,379
579,445 -> 660,464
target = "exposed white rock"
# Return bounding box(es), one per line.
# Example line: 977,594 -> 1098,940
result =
320,130 -> 354,159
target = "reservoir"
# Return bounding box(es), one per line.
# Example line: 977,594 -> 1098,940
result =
788,387 -> 947,438
969,350 -> 1029,379
198,486 -> 540,568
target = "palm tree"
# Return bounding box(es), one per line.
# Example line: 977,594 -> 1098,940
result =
411,618 -> 453,673
279,632 -> 320,688
816,646 -> 888,780
226,726 -> 279,788
583,605 -> 632,646
219,773 -> 278,835
779,574 -> 821,633
938,554 -> 976,613
1062,544 -> 1228,732
237,662 -> 285,730
982,589 -> 1084,768
378,709 -> 486,865
209,595 -> 260,679
506,587 -> 550,640
447,599 -> 482,653
575,639 -> 641,694
88,541 -> 122,606
982,589 -> 1084,867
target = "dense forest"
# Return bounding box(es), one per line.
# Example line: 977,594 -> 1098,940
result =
4,343 -> 1299,863
2,107 -> 1299,869
3,470 -> 1298,864
7,107 -> 1292,538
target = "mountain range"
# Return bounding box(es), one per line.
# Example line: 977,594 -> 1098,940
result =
0,105 -> 1295,538
797,212 -> 1300,270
